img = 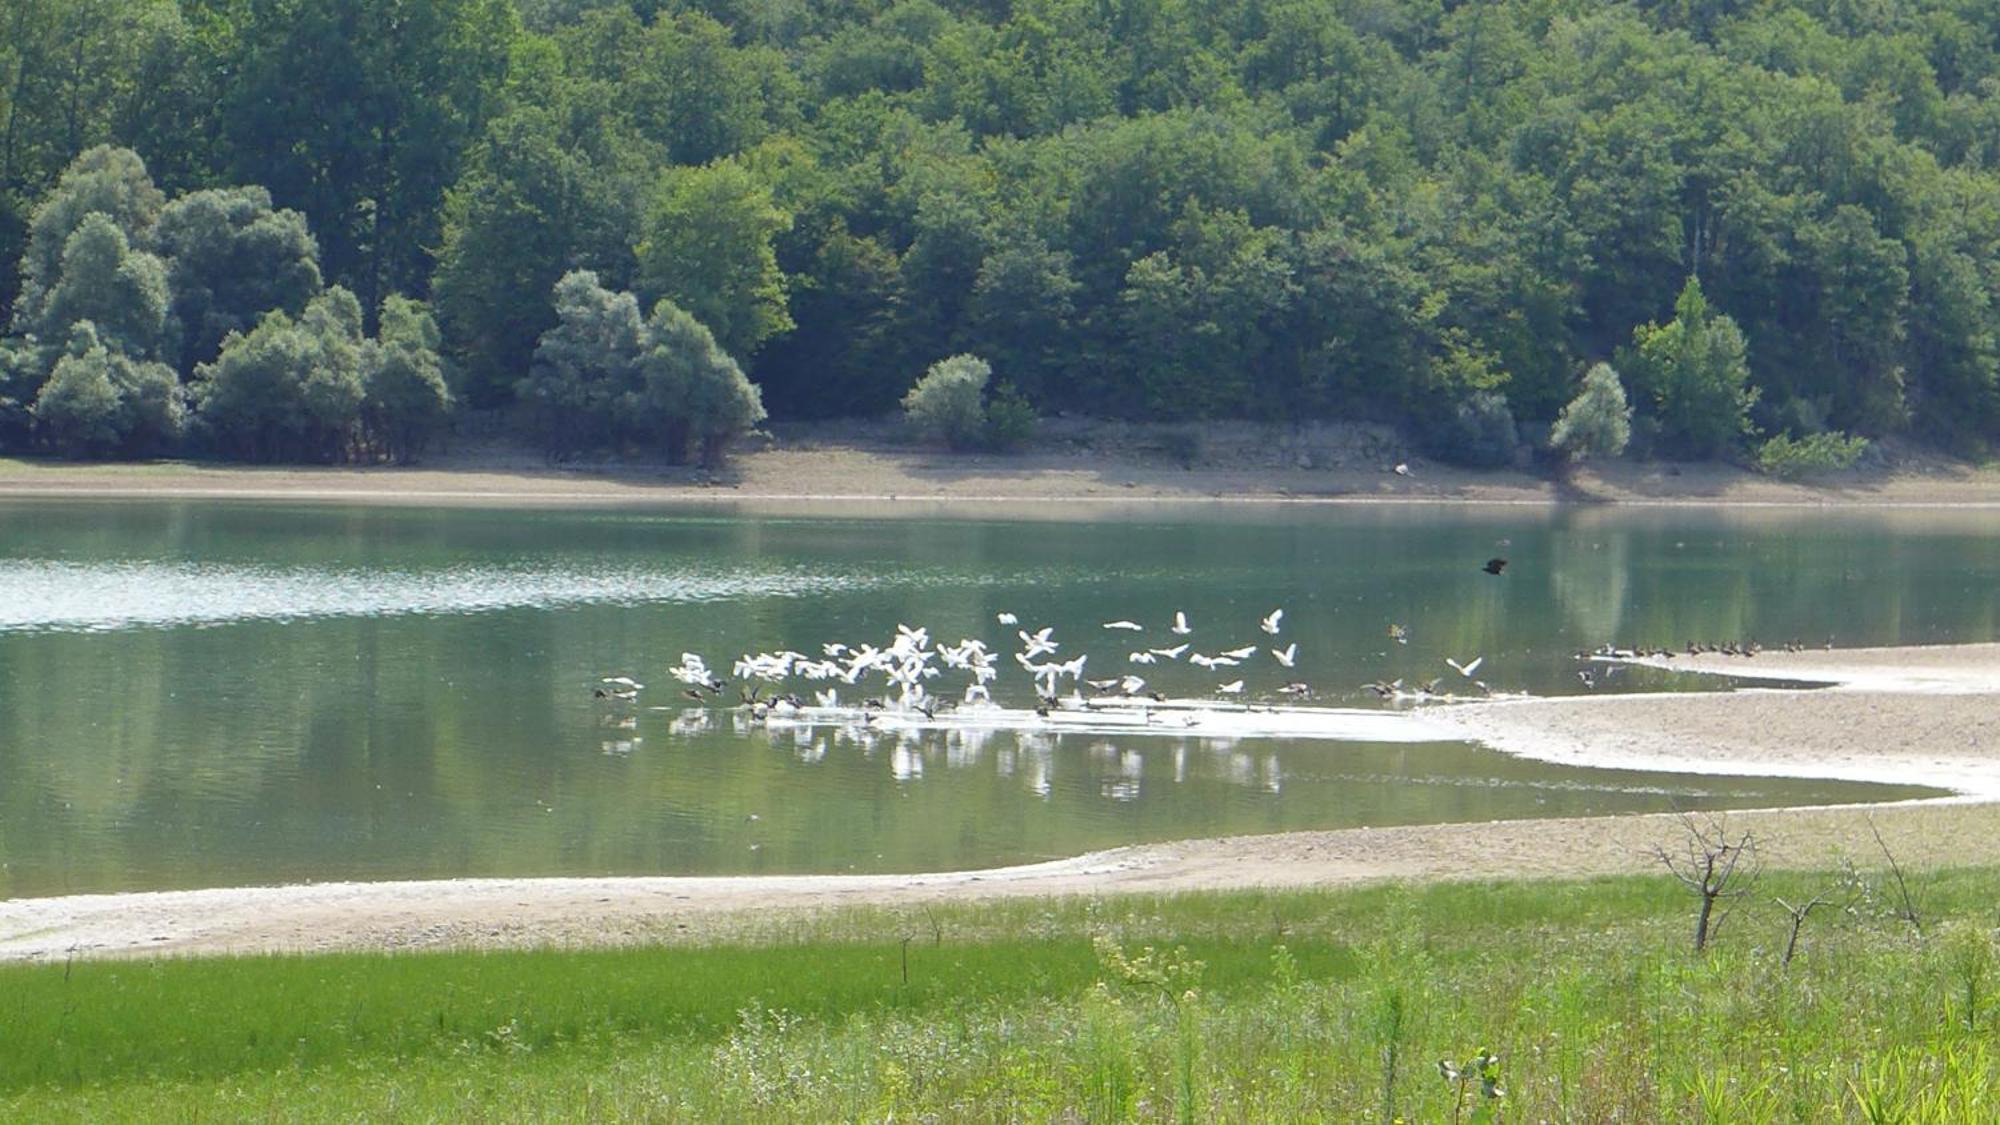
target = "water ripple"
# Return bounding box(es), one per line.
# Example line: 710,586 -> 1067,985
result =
0,559 -> 879,633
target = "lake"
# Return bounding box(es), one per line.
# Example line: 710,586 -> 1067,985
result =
0,499 -> 1981,898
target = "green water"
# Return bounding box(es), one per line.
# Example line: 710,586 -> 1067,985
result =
0,500 -> 1977,898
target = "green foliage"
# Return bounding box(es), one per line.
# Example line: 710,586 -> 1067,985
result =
156,186 -> 323,377
36,213 -> 172,361
1621,278 -> 1758,458
11,146 -> 165,337
30,321 -> 184,457
192,288 -> 370,462
1755,431 -> 1870,480
1426,391 -> 1523,469
635,160 -> 792,360
432,107 -> 638,407
982,383 -> 1038,451
902,354 -> 990,450
21,0 -> 2000,455
642,298 -> 767,467
363,297 -> 454,462
1550,363 -> 1632,462
521,270 -> 762,465
519,270 -> 649,457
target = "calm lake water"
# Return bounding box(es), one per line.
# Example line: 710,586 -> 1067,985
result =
0,499 -> 1980,898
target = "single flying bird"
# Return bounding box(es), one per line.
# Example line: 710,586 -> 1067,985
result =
1272,643 -> 1297,668
1446,655 -> 1484,678
1102,620 -> 1143,631
1483,558 -> 1508,575
1171,611 -> 1192,635
1217,680 -> 1245,694
1260,609 -> 1284,635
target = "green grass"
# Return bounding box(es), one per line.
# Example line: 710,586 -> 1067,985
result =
5,869 -> 1999,1121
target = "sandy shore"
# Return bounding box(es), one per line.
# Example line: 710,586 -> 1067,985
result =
5,440 -> 2000,508
6,644 -> 2000,962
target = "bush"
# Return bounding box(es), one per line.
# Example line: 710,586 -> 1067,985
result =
1426,390 -> 1523,468
981,383 -> 1037,451
363,297 -> 453,462
1550,363 -> 1632,462
1755,431 -> 1869,479
193,288 -> 367,462
29,321 -> 184,457
903,354 -> 991,450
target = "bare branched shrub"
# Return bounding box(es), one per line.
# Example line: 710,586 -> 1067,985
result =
1654,813 -> 1760,953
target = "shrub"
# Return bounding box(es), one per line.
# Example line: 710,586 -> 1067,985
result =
30,321 -> 184,457
903,354 -> 991,450
643,299 -> 766,467
363,297 -> 453,462
193,288 -> 367,462
1755,431 -> 1869,479
981,383 -> 1037,451
1550,363 -> 1632,462
1427,390 -> 1523,468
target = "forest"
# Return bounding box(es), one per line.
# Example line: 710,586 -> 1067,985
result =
4,0 -> 2000,463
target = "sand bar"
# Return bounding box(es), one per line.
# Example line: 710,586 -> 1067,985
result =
6,643 -> 2000,961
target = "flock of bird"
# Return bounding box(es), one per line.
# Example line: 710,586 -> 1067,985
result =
595,606 -> 1320,723
591,556 -> 1521,722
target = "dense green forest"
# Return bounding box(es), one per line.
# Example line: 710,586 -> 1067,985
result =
4,0 -> 2000,463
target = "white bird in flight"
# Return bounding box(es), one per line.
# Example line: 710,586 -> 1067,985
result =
1446,655 -> 1484,678
1102,620 -> 1143,631
1272,643 -> 1297,668
1218,680 -> 1244,694
1171,611 -> 1192,635
1261,609 -> 1284,635
996,612 -> 1019,625
1222,645 -> 1258,660
1129,651 -> 1157,664
1019,627 -> 1059,657
1149,643 -> 1189,659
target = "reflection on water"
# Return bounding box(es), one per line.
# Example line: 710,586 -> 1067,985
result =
0,499 -> 1988,897
0,558 -> 883,633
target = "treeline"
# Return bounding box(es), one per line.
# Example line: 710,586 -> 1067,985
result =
6,0 -> 2000,462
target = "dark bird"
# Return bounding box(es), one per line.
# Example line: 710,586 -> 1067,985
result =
681,688 -> 707,704
1482,557 -> 1508,575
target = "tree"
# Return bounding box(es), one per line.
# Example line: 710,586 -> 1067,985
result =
902,353 -> 990,449
363,295 -> 453,461
635,160 -> 792,359
518,269 -> 649,457
521,270 -> 763,464
30,320 -> 182,457
1620,277 -> 1757,458
36,212 -> 171,360
209,0 -> 517,314
156,186 -> 323,377
193,288 -> 368,462
967,239 -> 1080,405
1550,362 -> 1632,462
432,109 -> 632,407
11,146 -> 165,336
640,299 -> 765,466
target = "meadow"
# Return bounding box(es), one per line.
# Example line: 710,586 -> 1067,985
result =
4,862 -> 1997,1122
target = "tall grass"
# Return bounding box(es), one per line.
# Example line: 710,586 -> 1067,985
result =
4,869 -> 1998,1120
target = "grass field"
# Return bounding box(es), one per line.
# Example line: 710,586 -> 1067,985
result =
4,865 -> 1998,1121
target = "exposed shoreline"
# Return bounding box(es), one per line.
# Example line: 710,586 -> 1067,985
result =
6,643 -> 2000,962
5,440 -> 2000,510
